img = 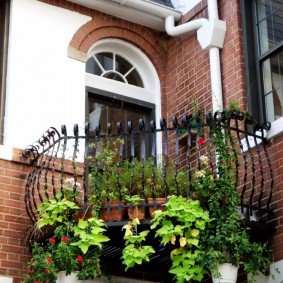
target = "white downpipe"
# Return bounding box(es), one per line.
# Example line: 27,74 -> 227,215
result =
208,0 -> 223,112
165,15 -> 208,37
165,0 -> 224,112
210,47 -> 223,112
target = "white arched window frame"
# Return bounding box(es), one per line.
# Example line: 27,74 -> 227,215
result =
85,39 -> 162,156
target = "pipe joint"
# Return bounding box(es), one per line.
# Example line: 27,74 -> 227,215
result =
197,19 -> 226,50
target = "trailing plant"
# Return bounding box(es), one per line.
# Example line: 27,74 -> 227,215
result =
193,124 -> 271,281
150,195 -> 211,283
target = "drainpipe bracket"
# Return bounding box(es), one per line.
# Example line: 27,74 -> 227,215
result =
197,19 -> 226,50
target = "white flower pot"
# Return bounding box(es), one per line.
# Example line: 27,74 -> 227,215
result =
212,263 -> 239,283
56,271 -> 81,283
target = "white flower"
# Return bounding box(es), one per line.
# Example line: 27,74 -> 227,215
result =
195,170 -> 206,178
199,155 -> 209,165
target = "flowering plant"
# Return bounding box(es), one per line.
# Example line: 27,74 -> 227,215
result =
22,178 -> 110,283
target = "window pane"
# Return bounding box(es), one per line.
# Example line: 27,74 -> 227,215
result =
126,69 -> 144,87
88,97 -> 152,158
116,55 -> 132,75
86,57 -> 103,75
256,0 -> 283,54
96,52 -> 113,71
273,6 -> 283,45
257,0 -> 272,21
262,48 -> 283,121
104,72 -> 125,82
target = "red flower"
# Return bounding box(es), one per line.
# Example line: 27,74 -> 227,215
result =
44,269 -> 49,274
61,236 -> 68,243
34,281 -> 42,283
49,237 -> 55,244
76,255 -> 83,262
46,257 -> 52,264
198,137 -> 205,145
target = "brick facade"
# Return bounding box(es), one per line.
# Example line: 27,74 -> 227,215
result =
1,0 -> 283,282
0,149 -> 31,283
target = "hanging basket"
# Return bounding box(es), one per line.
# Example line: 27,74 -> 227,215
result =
56,271 -> 81,283
212,263 -> 238,283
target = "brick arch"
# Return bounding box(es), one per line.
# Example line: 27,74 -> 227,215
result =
68,17 -> 167,80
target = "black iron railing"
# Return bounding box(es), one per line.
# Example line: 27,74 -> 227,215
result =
23,110 -> 274,231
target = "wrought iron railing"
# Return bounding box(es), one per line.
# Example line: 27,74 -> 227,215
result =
23,110 -> 275,233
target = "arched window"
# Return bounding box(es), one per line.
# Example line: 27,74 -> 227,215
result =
85,39 -> 161,158
86,52 -> 144,87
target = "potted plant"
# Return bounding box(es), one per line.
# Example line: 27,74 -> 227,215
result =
193,125 -> 271,282
22,179 -> 110,283
150,195 -> 211,283
121,202 -> 155,270
89,138 -> 130,221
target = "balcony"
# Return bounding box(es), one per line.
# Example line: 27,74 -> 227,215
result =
22,110 -> 276,281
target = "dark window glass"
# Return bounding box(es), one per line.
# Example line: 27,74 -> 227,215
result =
88,94 -> 154,159
242,0 -> 283,122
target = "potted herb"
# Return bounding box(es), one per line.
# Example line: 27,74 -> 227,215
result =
89,139 -> 130,221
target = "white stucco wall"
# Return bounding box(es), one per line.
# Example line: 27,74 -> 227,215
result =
5,0 -> 91,149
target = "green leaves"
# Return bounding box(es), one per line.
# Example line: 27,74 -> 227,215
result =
72,217 -> 110,253
150,195 -> 211,282
122,244 -> 155,271
37,198 -> 79,228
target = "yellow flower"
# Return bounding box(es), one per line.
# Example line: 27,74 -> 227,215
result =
171,235 -> 176,245
179,237 -> 187,247
191,229 -> 200,237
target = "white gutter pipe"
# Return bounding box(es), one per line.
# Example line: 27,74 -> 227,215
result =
165,15 -> 208,37
109,0 -> 182,20
165,0 -> 226,113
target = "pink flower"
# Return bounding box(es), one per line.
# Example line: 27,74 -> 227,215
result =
49,237 -> 55,244
198,137 -> 205,145
61,236 -> 68,243
76,255 -> 83,262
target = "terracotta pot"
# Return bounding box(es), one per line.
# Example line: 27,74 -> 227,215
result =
56,271 -> 81,283
100,200 -> 126,221
147,197 -> 167,218
212,263 -> 238,283
127,204 -> 145,220
74,206 -> 93,222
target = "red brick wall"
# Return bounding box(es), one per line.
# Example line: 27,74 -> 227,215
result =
0,149 -> 32,283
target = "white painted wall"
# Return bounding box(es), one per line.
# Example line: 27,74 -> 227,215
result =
171,0 -> 201,14
0,276 -> 13,283
5,0 -> 91,149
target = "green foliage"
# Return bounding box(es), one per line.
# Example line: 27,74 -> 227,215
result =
193,125 -> 271,281
150,195 -> 211,282
72,218 -> 109,252
121,216 -> 155,271
22,179 -> 109,282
